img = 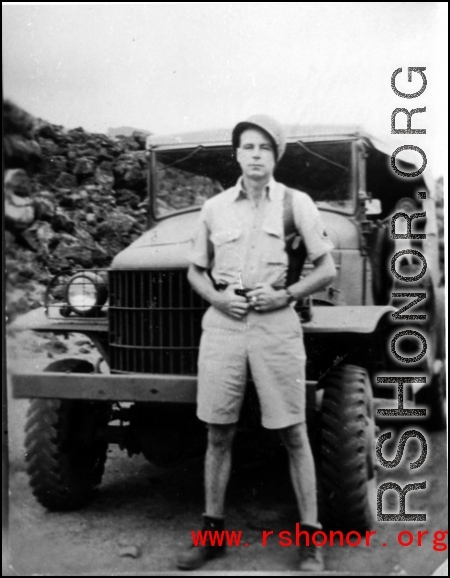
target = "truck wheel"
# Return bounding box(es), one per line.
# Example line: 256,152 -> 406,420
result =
24,359 -> 111,511
415,364 -> 447,431
415,286 -> 447,430
320,364 -> 375,531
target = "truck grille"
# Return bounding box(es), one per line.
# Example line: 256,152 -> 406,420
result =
109,270 -> 208,374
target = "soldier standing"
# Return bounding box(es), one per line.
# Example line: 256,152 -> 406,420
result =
177,115 -> 336,571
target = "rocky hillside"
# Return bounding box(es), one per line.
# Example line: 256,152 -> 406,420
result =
5,101 -> 151,321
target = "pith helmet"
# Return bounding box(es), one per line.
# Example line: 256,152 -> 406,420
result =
232,114 -> 286,161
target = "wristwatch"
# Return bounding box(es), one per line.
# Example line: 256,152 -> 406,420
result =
285,288 -> 297,305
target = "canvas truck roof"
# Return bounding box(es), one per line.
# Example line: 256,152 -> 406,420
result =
146,124 -> 433,193
147,124 -> 366,149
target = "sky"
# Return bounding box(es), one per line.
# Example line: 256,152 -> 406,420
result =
2,3 -> 448,177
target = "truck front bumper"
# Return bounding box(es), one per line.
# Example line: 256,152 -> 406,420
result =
12,372 -> 199,403
12,372 -> 318,403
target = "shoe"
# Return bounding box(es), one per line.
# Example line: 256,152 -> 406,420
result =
298,543 -> 324,572
176,542 -> 226,570
176,515 -> 226,571
297,523 -> 325,572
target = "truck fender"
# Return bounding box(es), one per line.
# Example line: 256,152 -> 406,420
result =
303,305 -> 395,334
8,307 -> 108,334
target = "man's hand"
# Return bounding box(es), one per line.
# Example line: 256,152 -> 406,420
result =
187,266 -> 250,320
213,284 -> 250,319
246,283 -> 288,312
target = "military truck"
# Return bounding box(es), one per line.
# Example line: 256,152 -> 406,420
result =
11,125 -> 445,532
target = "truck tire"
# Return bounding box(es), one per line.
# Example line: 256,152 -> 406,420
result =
415,364 -> 447,431
414,286 -> 447,430
320,364 -> 375,531
24,359 -> 111,511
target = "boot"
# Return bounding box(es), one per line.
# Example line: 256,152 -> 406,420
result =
297,523 -> 325,572
176,514 -> 226,571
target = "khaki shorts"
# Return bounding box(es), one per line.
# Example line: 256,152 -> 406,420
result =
197,305 -> 306,429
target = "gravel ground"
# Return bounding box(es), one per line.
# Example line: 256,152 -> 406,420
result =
4,327 -> 448,576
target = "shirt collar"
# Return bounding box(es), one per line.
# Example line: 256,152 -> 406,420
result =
233,176 -> 278,202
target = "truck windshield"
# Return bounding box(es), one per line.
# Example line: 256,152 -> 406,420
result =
154,140 -> 354,218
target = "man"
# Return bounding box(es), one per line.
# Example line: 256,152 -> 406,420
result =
177,115 -> 336,572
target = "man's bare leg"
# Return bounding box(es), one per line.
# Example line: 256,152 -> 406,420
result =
177,423 -> 237,569
279,422 -> 324,570
205,423 -> 237,516
279,422 -> 319,526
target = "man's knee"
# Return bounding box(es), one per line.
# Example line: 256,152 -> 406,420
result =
207,423 -> 237,451
279,422 -> 309,451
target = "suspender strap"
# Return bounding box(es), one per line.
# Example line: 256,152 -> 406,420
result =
283,187 -> 307,287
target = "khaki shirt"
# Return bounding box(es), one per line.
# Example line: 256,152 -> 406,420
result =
189,177 -> 333,289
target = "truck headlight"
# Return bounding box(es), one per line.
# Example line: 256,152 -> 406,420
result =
66,272 -> 108,316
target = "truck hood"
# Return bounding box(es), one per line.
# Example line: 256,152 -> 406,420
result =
111,208 -> 359,270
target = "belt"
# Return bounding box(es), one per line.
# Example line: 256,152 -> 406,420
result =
215,283 -> 251,299
215,283 -> 284,300
214,282 -> 313,322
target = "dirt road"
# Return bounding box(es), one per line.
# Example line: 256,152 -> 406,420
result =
4,329 -> 448,575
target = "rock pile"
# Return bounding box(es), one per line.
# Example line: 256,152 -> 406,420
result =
4,100 -> 151,319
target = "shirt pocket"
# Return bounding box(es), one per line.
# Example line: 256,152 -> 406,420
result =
211,228 -> 242,272
261,223 -> 288,266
